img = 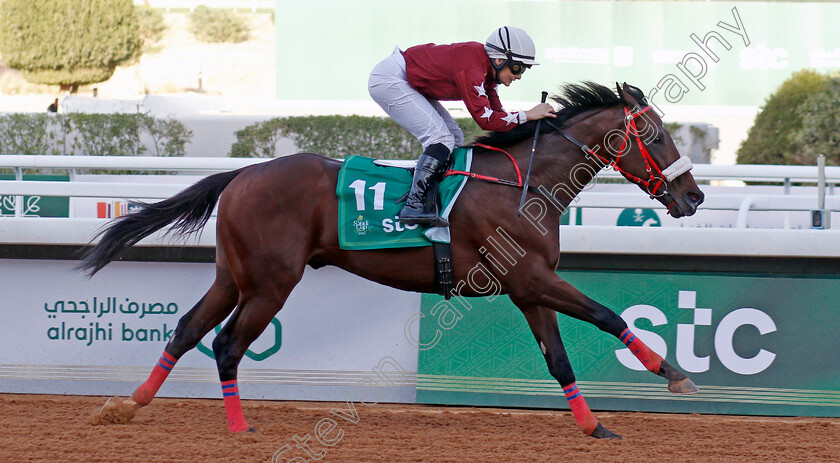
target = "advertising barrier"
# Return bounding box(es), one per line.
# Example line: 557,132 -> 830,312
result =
2,234 -> 838,418
0,175 -> 69,218
0,260 -> 420,403
416,271 -> 840,417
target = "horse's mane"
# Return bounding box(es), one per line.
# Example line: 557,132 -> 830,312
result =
470,81 -> 648,149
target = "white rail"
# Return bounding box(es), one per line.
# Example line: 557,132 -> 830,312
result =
0,181 -> 191,199
0,155 -> 266,171
2,155 -> 839,183
0,154 -> 840,184
1,156 -> 837,228
2,218 -> 838,258
598,163 -> 840,184
566,193 -> 839,229
569,192 -> 840,211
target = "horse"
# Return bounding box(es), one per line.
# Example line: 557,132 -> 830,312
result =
81,82 -> 705,440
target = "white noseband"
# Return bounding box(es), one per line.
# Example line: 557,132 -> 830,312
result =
661,156 -> 693,182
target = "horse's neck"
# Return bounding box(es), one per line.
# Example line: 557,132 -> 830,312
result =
528,107 -> 619,208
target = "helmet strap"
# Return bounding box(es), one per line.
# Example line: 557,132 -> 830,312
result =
490,57 -> 508,71
490,57 -> 509,84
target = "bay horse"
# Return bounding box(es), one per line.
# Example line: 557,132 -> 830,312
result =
82,82 -> 705,439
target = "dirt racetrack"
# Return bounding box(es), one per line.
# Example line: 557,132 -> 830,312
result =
1,394 -> 838,462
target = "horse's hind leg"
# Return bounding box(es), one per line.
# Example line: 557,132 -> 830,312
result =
211,273 -> 302,432
519,306 -> 621,439
130,267 -> 239,406
99,267 -> 239,424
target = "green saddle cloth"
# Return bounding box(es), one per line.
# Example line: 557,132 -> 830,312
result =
336,147 -> 472,250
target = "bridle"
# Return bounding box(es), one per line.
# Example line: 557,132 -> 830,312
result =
543,106 -> 693,200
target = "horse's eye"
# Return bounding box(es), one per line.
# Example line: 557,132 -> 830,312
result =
653,136 -> 663,144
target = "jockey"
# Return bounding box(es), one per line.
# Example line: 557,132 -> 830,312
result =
369,26 -> 556,227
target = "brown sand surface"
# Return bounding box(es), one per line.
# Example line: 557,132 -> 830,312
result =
1,394 -> 838,462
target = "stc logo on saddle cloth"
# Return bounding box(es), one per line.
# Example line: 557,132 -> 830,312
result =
618,290 -> 776,375
352,214 -> 420,235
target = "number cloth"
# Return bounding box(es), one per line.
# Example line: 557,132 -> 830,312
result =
336,147 -> 472,250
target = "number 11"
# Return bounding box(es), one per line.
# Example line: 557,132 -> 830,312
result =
349,180 -> 386,211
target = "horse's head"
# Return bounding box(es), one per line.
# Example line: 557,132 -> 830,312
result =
472,81 -> 704,218
606,82 -> 705,218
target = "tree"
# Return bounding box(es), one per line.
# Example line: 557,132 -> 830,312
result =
135,5 -> 168,55
736,70 -> 829,165
792,77 -> 840,166
0,0 -> 141,93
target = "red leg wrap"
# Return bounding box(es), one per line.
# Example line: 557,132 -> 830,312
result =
620,328 -> 662,373
563,382 -> 598,435
221,380 -> 251,432
130,351 -> 177,406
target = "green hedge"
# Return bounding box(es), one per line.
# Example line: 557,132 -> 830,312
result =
230,115 -> 486,160
189,6 -> 250,43
0,113 -> 192,157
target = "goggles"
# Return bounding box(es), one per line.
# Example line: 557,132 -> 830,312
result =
507,61 -> 531,75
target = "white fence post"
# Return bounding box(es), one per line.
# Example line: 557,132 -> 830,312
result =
817,154 -> 830,229
14,167 -> 23,218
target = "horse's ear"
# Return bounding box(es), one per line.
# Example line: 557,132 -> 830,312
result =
617,81 -> 637,108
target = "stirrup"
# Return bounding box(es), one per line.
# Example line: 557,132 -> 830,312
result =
430,216 -> 450,227
398,209 -> 449,227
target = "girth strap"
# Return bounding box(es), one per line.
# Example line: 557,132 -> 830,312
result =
433,241 -> 453,300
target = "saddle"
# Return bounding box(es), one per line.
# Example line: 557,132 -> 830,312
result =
379,157 -> 450,214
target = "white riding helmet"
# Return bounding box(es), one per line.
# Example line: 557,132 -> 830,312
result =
484,26 -> 539,66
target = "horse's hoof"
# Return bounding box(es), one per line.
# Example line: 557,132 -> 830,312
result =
230,423 -> 258,433
668,377 -> 700,395
91,396 -> 141,425
590,423 -> 622,440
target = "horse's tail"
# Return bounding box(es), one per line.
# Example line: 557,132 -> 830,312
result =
78,168 -> 245,276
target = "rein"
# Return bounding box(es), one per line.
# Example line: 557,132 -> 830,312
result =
445,143 -> 562,207
445,143 -> 523,188
445,105 -> 693,209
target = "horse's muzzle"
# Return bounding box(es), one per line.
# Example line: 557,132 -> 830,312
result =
670,189 -> 704,218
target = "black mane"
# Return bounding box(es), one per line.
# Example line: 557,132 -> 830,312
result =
470,81 -> 647,149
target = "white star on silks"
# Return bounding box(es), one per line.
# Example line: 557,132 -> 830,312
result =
502,112 -> 519,126
480,106 -> 493,120
474,84 -> 487,98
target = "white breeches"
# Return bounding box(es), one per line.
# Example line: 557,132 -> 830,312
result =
368,47 -> 463,152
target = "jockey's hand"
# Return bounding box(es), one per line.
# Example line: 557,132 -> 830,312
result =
525,103 -> 556,121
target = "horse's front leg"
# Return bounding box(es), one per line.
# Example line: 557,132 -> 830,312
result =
519,305 -> 621,439
510,271 -> 699,395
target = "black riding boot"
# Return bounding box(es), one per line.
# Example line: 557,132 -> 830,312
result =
400,143 -> 450,227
